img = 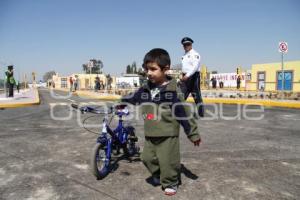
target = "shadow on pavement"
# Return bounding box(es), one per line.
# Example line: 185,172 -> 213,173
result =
181,164 -> 198,180
110,153 -> 141,174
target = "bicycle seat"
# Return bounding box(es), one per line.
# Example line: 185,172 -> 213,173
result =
115,104 -> 129,116
115,104 -> 127,110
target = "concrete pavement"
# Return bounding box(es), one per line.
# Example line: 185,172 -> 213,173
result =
0,89 -> 299,199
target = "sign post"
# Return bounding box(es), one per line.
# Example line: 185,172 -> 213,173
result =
88,60 -> 94,89
278,42 -> 288,96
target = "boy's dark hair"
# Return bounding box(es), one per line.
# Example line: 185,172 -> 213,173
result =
143,48 -> 171,70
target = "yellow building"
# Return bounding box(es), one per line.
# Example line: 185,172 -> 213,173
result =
51,73 -> 116,90
248,60 -> 300,92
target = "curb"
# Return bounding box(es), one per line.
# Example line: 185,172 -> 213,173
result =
194,98 -> 300,109
52,89 -> 300,109
0,89 -> 41,108
75,90 -> 121,101
52,88 -> 121,101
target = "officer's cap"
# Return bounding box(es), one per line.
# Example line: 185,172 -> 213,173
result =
181,37 -> 193,45
7,65 -> 14,70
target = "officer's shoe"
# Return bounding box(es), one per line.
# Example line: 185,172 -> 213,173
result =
145,176 -> 161,187
198,105 -> 205,117
164,185 -> 177,196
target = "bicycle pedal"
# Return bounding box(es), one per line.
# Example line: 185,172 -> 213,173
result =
112,150 -> 120,155
136,146 -> 140,153
128,136 -> 138,142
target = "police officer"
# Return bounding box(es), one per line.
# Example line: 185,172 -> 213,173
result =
180,37 -> 204,117
5,65 -> 15,97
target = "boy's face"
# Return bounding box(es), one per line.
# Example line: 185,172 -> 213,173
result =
144,62 -> 168,85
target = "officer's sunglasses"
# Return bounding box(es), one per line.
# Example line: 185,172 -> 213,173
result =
183,43 -> 192,47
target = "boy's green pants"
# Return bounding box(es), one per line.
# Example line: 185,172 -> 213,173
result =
141,136 -> 180,188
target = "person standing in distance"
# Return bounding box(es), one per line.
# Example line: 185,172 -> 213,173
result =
180,37 -> 204,117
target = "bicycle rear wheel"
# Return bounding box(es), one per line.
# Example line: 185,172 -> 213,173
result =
125,126 -> 139,156
91,143 -> 110,179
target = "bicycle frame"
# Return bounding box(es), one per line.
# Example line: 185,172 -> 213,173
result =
71,103 -> 138,179
96,108 -> 129,167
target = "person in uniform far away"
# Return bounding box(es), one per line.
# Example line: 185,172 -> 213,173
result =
180,37 -> 204,117
237,75 -> 241,89
5,65 -> 15,97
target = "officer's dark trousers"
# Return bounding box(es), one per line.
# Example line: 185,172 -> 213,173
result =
141,137 -> 180,189
180,72 -> 204,117
8,83 -> 14,97
5,83 -> 9,97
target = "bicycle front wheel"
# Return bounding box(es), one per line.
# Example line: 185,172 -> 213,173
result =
90,143 -> 110,179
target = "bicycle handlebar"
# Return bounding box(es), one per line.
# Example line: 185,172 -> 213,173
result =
71,103 -> 79,109
72,103 -> 112,114
71,103 -> 129,115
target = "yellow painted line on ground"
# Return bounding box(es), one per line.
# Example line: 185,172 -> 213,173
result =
51,88 -> 121,100
187,97 -> 300,109
75,91 -> 121,101
52,89 -> 300,109
0,89 -> 40,108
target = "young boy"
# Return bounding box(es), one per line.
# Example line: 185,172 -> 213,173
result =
122,48 -> 201,196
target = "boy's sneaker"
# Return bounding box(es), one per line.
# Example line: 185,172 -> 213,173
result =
164,185 -> 177,196
145,176 -> 161,187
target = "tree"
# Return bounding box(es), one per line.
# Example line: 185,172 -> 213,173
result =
132,62 -> 137,74
137,67 -> 145,76
82,59 -> 103,74
126,65 -> 131,74
43,70 -> 56,82
82,63 -> 89,73
125,61 -> 139,74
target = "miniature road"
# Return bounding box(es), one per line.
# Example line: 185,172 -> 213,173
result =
0,89 -> 299,200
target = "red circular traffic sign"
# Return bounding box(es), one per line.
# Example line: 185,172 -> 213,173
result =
279,42 -> 288,53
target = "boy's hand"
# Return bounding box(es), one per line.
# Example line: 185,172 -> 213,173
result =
193,138 -> 201,146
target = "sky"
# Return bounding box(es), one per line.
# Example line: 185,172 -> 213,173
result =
0,0 -> 300,81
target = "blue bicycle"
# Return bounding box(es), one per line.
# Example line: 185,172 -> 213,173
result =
72,103 -> 140,179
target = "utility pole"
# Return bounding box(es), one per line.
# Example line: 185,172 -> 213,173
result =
281,52 -> 284,93
24,74 -> 27,90
0,61 -> 6,94
278,41 -> 288,98
88,60 -> 93,90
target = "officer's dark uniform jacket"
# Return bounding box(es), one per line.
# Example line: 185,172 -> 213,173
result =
122,77 -> 200,142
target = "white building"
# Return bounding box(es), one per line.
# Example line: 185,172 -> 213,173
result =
210,72 -> 246,88
116,74 -> 140,88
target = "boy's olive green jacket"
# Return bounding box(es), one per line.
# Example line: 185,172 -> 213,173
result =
122,78 -> 200,142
